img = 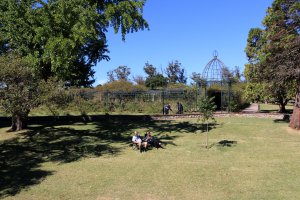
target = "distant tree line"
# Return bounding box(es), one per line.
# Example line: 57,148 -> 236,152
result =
104,60 -> 188,90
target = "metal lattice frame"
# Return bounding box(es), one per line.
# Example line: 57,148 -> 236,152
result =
202,50 -> 226,82
88,89 -> 200,114
201,51 -> 231,111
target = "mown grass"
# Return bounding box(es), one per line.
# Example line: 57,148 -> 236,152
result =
259,103 -> 294,113
1,116 -> 300,200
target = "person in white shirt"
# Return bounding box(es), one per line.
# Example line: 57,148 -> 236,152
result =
132,131 -> 147,152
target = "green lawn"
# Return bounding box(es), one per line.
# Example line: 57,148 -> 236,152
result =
1,116 -> 300,200
259,103 -> 294,113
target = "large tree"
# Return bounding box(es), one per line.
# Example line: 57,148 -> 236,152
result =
143,62 -> 167,89
0,0 -> 149,87
245,0 -> 300,114
190,72 -> 207,89
143,62 -> 157,78
145,74 -> 168,89
0,54 -> 70,131
252,0 -> 300,126
0,54 -> 40,131
0,0 -> 148,131
244,55 -> 293,110
107,65 -> 131,82
165,60 -> 187,84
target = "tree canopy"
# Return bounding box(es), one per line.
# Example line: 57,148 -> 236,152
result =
245,0 -> 300,113
260,0 -> 300,84
0,0 -> 149,87
142,62 -> 168,89
143,62 -> 157,78
166,60 -> 187,84
0,54 -> 40,131
107,65 -> 131,82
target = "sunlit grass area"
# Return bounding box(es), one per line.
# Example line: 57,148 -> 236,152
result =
259,103 -> 294,113
1,116 -> 300,200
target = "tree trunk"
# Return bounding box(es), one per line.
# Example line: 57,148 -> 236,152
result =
10,112 -> 29,131
289,85 -> 300,129
278,102 -> 286,113
278,95 -> 288,113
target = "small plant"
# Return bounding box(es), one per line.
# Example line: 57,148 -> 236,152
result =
198,96 -> 217,148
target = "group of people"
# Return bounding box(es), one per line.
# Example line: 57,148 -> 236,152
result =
163,102 -> 183,115
132,131 -> 163,152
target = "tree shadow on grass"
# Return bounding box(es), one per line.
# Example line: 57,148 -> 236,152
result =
149,120 -> 218,134
273,114 -> 290,124
207,140 -> 237,149
1,115 -> 214,198
0,117 -> 11,129
217,140 -> 237,147
0,137 -> 52,198
0,125 -> 125,198
260,108 -> 293,114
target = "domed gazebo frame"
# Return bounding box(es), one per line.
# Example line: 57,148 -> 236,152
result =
201,51 -> 232,111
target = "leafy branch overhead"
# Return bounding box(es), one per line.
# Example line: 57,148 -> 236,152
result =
0,0 -> 149,87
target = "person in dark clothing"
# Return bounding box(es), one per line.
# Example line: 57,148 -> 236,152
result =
163,104 -> 172,115
144,132 -> 163,149
177,102 -> 183,114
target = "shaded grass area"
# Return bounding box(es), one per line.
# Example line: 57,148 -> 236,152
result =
0,115 -> 212,199
1,116 -> 300,199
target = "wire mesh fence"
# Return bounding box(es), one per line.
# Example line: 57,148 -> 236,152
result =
73,83 -> 235,115
90,89 -> 202,114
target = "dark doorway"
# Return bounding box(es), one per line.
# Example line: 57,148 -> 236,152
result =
208,90 -> 222,110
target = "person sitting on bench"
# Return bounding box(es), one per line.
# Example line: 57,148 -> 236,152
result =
132,131 -> 147,152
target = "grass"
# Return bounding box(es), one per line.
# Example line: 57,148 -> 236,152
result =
1,116 -> 300,200
259,103 -> 294,113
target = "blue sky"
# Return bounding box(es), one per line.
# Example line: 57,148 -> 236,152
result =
94,0 -> 273,86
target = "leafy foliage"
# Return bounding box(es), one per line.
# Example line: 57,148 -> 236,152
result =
143,62 -> 168,89
143,62 -> 157,77
145,74 -> 168,89
166,60 -> 187,84
0,54 -> 72,130
243,82 -> 269,103
107,65 -> 131,82
0,55 -> 39,129
190,72 -> 207,87
39,78 -> 73,116
0,0 -> 149,87
245,0 -> 300,114
0,54 -> 39,130
259,0 -> 300,84
245,28 -> 266,66
198,96 -> 216,123
198,96 -> 217,148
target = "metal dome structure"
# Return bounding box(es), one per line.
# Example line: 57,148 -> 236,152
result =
202,51 -> 226,82
200,51 -> 232,111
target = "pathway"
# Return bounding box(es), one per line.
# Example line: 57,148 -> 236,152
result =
241,103 -> 259,113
